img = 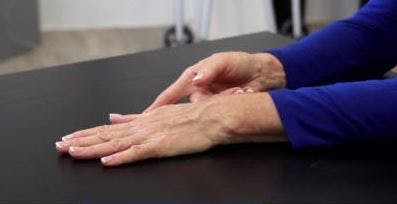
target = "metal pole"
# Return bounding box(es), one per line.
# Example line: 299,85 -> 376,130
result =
291,0 -> 302,38
175,0 -> 184,42
263,0 -> 277,33
198,0 -> 213,41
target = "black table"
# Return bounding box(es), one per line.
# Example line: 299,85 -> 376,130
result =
1,32 -> 397,203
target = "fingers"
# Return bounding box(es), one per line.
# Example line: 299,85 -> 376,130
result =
56,129 -> 130,153
61,123 -> 129,141
219,87 -> 244,95
144,68 -> 197,113
189,87 -> 256,103
68,137 -> 141,159
109,113 -> 139,124
243,80 -> 264,92
145,54 -> 230,112
241,86 -> 255,93
56,135 -> 105,153
101,144 -> 156,166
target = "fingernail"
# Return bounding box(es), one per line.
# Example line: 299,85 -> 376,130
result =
192,72 -> 204,82
109,113 -> 123,120
55,142 -> 63,149
242,87 -> 255,93
69,146 -> 81,154
245,88 -> 254,93
62,134 -> 74,141
101,156 -> 113,164
55,141 -> 69,151
234,89 -> 244,94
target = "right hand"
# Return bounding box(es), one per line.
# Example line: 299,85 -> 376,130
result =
110,52 -> 286,123
146,51 -> 286,111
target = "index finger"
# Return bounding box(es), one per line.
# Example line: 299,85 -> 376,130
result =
144,67 -> 197,112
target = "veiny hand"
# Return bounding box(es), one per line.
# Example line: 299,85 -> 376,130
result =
144,51 -> 286,112
56,93 -> 286,166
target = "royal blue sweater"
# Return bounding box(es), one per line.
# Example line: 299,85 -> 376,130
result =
268,0 -> 397,149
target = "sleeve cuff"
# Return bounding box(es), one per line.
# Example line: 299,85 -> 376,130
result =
267,48 -> 306,89
269,88 -> 335,149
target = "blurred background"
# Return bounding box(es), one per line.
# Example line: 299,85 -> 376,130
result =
0,0 -> 365,75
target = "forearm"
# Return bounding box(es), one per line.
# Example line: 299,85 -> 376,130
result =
269,79 -> 397,149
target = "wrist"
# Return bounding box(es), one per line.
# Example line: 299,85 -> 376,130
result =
252,53 -> 286,90
205,93 -> 287,144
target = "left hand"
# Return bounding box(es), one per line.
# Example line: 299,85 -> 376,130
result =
55,93 -> 286,166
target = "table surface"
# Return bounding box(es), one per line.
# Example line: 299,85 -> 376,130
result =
1,32 -> 397,203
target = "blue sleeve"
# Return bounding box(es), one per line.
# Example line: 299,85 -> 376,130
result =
270,79 -> 397,149
268,0 -> 397,89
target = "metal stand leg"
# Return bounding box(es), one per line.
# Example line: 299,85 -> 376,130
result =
263,0 -> 277,33
164,0 -> 194,47
175,0 -> 184,43
291,0 -> 302,38
198,0 -> 213,41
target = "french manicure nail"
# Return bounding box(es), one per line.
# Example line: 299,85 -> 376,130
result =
234,89 -> 244,94
55,142 -> 63,149
69,146 -> 80,154
109,113 -> 123,119
243,87 -> 254,93
101,156 -> 113,164
62,134 -> 74,141
245,88 -> 254,93
62,134 -> 74,140
192,72 -> 204,81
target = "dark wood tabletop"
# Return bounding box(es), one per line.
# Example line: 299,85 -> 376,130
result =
1,32 -> 397,203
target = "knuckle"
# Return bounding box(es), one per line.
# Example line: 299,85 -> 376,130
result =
96,125 -> 107,134
151,138 -> 169,157
197,59 -> 207,66
97,129 -> 111,142
211,53 -> 231,67
110,138 -> 124,151
134,144 -> 154,158
213,52 -> 230,60
184,66 -> 195,74
97,134 -> 109,142
154,104 -> 171,114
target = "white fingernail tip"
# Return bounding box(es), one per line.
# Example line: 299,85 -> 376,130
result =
62,134 -> 73,141
69,146 -> 78,153
235,89 -> 244,94
246,88 -> 254,93
109,113 -> 122,119
242,86 -> 255,93
55,142 -> 62,148
101,156 -> 112,164
192,72 -> 204,81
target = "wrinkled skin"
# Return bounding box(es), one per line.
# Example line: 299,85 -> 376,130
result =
56,52 -> 287,166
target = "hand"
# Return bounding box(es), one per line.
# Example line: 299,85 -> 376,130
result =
143,52 -> 286,112
55,93 -> 287,166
